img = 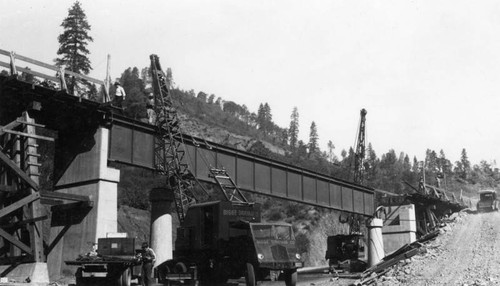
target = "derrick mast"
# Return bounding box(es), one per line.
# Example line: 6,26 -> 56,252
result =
150,54 -> 207,223
353,108 -> 367,185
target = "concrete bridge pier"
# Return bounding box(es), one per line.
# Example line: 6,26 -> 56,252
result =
47,127 -> 120,280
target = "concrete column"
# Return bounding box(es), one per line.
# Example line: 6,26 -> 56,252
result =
150,188 -> 174,268
382,204 -> 417,254
47,127 -> 120,280
368,218 -> 384,267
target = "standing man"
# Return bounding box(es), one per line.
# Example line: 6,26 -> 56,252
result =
140,242 -> 156,286
146,92 -> 156,124
113,81 -> 126,108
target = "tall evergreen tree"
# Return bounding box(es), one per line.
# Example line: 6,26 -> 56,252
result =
289,107 -> 299,150
327,140 -> 336,163
207,94 -> 215,104
460,148 -> 471,179
197,91 -> 208,102
56,1 -> 93,95
308,121 -> 319,156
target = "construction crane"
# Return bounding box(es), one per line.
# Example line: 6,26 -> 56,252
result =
150,54 -> 252,222
149,54 -> 209,222
149,54 -> 302,286
353,108 -> 367,185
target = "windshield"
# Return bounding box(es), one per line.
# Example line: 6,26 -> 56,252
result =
480,193 -> 495,200
251,224 -> 293,240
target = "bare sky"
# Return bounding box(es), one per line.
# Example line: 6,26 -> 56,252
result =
2,0 -> 500,165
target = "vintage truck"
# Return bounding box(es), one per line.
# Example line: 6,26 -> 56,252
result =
476,190 -> 499,213
66,237 -> 141,286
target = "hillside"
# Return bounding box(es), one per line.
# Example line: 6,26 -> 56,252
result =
115,69 -> 500,268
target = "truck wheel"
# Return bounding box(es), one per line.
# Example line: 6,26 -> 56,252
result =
157,264 -> 171,283
120,267 -> 131,286
245,263 -> 256,286
175,262 -> 187,273
284,269 -> 297,286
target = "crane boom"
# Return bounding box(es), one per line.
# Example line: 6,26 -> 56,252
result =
149,54 -> 251,223
150,54 -> 208,222
353,108 -> 367,185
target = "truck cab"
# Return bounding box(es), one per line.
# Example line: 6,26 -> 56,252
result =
477,190 -> 499,213
159,201 -> 302,286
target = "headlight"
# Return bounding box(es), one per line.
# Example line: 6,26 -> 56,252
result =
295,253 -> 301,260
257,253 -> 264,260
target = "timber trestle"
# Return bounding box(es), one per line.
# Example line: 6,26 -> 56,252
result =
0,107 -> 92,273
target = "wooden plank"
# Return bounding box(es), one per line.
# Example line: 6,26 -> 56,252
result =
0,193 -> 40,219
0,151 -> 39,191
16,119 -> 45,128
0,118 -> 22,135
22,112 -> 45,262
0,215 -> 48,229
40,198 -> 64,205
0,48 -> 9,57
13,53 -> 59,73
40,191 -> 90,202
0,129 -> 55,142
0,62 -> 60,82
45,225 -> 71,255
0,185 -> 17,192
0,227 -> 32,254
63,69 -> 104,85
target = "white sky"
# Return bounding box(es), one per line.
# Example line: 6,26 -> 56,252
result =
2,0 -> 500,165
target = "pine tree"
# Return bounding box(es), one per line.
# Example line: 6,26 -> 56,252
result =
289,107 -> 299,150
207,94 -> 215,104
308,121 -> 319,156
460,148 -> 471,179
56,1 -> 93,95
327,140 -> 336,163
197,91 -> 208,102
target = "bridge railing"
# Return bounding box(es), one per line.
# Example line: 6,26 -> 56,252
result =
0,48 -> 110,101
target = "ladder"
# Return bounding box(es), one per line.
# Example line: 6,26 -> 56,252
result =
209,168 -> 251,205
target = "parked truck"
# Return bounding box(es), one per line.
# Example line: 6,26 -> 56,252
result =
477,190 -> 499,213
66,237 -> 141,286
156,201 -> 303,286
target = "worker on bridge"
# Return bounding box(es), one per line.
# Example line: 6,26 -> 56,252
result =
146,92 -> 156,124
113,81 -> 126,108
139,242 -> 156,286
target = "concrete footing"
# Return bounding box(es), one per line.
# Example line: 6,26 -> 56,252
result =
0,262 -> 49,285
382,204 -> 416,255
150,188 -> 174,268
368,218 -> 384,267
47,127 -> 120,280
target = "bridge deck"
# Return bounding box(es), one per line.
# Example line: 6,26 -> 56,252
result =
0,74 -> 375,216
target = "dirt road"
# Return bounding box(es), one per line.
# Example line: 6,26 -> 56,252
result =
392,211 -> 500,286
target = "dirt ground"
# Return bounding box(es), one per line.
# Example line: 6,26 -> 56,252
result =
376,210 -> 500,286
53,210 -> 500,286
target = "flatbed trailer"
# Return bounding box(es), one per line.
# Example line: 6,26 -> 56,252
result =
66,255 -> 140,286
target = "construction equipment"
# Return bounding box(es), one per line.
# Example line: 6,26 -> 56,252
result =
476,190 -> 499,213
149,54 -> 303,286
325,109 -> 368,274
353,108 -> 367,185
325,234 -> 367,274
66,236 -> 141,286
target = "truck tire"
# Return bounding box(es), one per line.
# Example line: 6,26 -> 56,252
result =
175,262 -> 188,273
245,263 -> 256,286
75,268 -> 94,286
120,267 -> 131,286
284,269 -> 297,286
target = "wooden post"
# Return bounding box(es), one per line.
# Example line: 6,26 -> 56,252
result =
104,54 -> 111,103
22,111 -> 45,262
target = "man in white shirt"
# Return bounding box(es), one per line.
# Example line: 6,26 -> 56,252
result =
113,81 -> 126,108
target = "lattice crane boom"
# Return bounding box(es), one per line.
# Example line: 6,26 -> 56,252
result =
149,54 -> 251,223
353,108 -> 367,185
150,54 -> 207,222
